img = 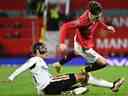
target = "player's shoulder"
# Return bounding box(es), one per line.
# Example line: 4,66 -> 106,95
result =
28,56 -> 43,63
62,20 -> 78,28
30,56 -> 40,59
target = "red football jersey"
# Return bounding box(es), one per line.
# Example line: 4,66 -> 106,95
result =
75,21 -> 109,48
60,10 -> 111,49
75,9 -> 111,48
60,10 -> 91,48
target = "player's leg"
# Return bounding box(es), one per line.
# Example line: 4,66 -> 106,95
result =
74,41 -> 108,72
64,73 -> 89,95
74,42 -> 124,92
53,51 -> 79,73
77,69 -> 124,93
83,48 -> 108,72
87,73 -> 125,92
42,73 -> 89,95
74,71 -> 124,93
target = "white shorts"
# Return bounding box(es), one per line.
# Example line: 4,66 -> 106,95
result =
74,41 -> 102,63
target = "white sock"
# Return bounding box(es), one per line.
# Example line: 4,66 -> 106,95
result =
73,87 -> 88,95
88,75 -> 113,88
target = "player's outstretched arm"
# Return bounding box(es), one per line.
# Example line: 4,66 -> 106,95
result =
99,21 -> 116,33
8,58 -> 35,81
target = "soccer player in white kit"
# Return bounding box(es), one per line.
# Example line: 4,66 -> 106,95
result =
8,42 -> 124,95
8,42 -> 89,95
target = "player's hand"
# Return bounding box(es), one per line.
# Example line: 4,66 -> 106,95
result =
59,43 -> 67,51
8,75 -> 15,81
56,44 -> 68,57
107,26 -> 116,33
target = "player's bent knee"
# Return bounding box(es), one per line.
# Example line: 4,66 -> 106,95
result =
96,57 -> 107,65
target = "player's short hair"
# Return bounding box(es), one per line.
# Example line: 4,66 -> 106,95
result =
32,42 -> 47,54
88,0 -> 102,15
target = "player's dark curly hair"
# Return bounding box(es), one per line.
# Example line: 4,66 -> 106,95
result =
89,0 -> 102,15
32,42 -> 47,54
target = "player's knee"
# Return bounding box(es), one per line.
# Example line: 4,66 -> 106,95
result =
96,57 -> 107,66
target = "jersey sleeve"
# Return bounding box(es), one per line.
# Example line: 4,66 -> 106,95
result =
8,58 -> 36,80
60,20 -> 78,44
98,21 -> 110,31
60,24 -> 68,44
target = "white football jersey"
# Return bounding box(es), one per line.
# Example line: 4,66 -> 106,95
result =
8,56 -> 52,90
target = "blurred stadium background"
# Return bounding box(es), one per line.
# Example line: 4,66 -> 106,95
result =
0,0 -> 128,96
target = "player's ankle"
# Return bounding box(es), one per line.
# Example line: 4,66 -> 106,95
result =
111,78 -> 125,92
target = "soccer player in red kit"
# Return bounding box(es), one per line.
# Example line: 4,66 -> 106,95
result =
74,0 -> 116,72
53,1 -> 124,92
53,18 -> 124,92
53,1 -> 115,73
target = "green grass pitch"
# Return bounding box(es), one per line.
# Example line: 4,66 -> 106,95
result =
0,66 -> 128,96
